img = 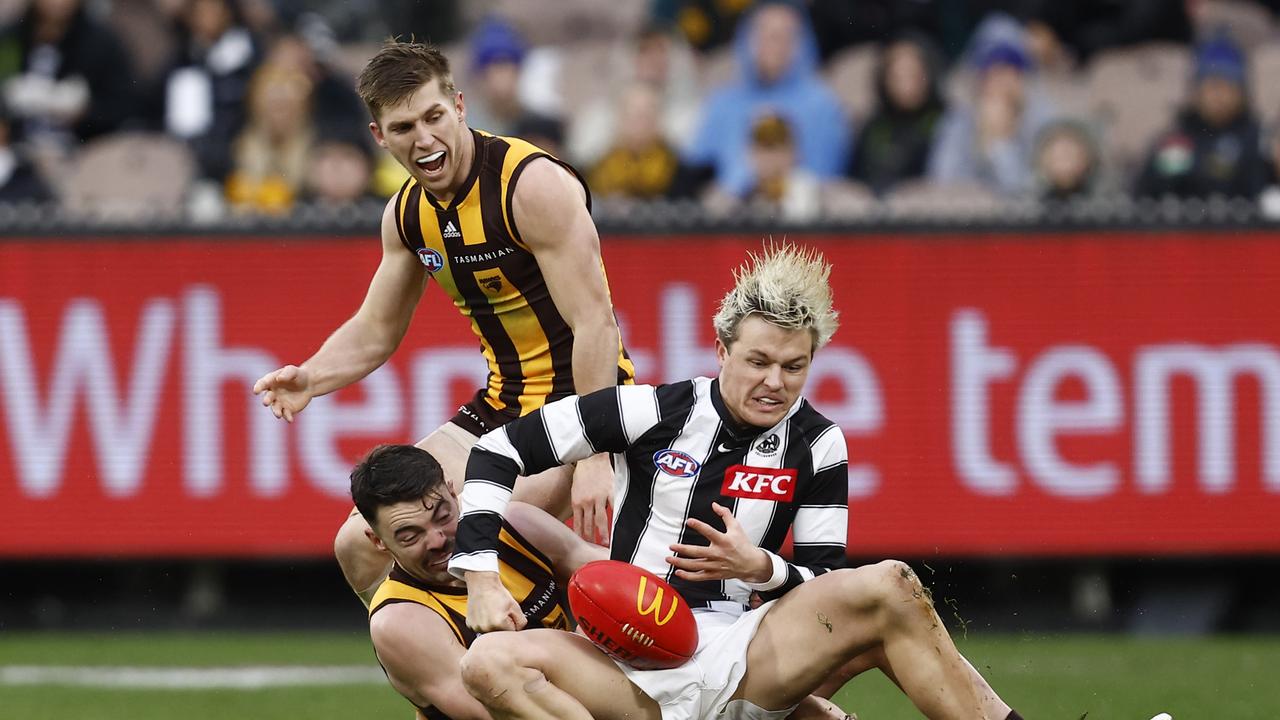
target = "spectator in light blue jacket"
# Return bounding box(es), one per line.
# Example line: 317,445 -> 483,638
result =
684,1 -> 850,198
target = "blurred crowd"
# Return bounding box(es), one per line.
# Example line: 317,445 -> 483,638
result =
3,0 -> 1280,222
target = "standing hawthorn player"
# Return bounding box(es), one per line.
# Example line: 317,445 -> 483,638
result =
451,244 -> 1024,720
251,41 -> 633,605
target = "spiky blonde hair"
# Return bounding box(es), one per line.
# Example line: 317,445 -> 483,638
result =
713,242 -> 839,350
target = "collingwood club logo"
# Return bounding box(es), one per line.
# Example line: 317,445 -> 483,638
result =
756,433 -> 780,456
442,221 -> 461,238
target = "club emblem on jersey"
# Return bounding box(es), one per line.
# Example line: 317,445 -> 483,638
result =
756,433 -> 780,456
479,274 -> 503,293
722,464 -> 797,501
653,449 -> 700,478
417,247 -> 445,272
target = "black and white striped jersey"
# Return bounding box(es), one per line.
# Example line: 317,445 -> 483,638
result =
449,376 -> 849,608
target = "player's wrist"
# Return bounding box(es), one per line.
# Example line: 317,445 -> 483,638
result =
745,549 -> 773,583
463,570 -> 503,588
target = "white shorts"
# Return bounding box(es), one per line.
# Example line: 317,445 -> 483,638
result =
617,602 -> 795,720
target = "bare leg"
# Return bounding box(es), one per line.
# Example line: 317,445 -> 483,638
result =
460,629 -> 660,720
735,560 -> 1011,720
335,422 -> 575,604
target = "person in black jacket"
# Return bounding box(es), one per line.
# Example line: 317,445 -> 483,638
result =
0,0 -> 137,147
847,32 -> 947,195
1134,31 -> 1267,200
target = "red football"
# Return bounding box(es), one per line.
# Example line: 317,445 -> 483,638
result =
567,560 -> 698,670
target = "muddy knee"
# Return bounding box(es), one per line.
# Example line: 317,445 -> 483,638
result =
864,559 -> 939,629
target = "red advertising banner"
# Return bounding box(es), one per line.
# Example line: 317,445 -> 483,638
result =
1,232 -> 1278,557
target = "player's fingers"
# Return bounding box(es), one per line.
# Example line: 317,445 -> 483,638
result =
277,366 -> 297,383
668,542 -> 713,559
512,609 -> 528,630
592,499 -> 609,545
684,517 -> 723,541
573,504 -> 587,540
270,403 -> 283,419
283,407 -> 294,423
260,390 -> 273,406
710,502 -> 742,532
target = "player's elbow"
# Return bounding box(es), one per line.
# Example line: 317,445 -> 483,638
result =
568,302 -> 617,333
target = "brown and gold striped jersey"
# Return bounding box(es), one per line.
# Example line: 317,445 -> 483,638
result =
368,522 -> 572,720
392,129 -> 635,422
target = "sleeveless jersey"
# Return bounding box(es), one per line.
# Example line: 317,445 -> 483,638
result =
368,522 -> 572,720
392,129 -> 635,420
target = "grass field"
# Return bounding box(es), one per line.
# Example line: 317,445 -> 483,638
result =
1,631 -> 1277,719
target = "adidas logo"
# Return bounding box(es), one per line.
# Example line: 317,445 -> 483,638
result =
443,221 -> 461,239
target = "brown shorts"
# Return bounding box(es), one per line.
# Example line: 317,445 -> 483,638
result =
449,389 -> 571,437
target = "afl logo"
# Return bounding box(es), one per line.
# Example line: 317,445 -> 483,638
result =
653,449 -> 700,477
417,248 -> 445,272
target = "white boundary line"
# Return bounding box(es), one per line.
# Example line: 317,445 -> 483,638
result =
0,665 -> 386,689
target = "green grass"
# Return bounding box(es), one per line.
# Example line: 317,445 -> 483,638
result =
1,632 -> 1277,719
834,634 -> 1280,719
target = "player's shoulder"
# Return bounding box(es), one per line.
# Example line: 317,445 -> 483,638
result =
788,398 -> 845,449
369,599 -> 459,652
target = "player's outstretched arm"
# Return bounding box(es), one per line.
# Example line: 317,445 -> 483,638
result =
370,602 -> 496,720
252,197 -> 428,421
505,501 -> 608,585
511,158 -> 622,545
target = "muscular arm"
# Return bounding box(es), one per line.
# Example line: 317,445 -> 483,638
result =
370,603 -> 494,720
505,501 -> 608,585
302,198 -> 428,395
511,158 -> 620,398
254,198 -> 428,420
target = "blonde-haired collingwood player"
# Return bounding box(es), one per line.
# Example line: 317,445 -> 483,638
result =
450,243 -> 1024,720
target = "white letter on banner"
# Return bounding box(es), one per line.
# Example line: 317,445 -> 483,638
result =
809,347 -> 883,497
1135,344 -> 1280,494
950,309 -> 1018,495
1017,347 -> 1123,497
660,284 -> 718,383
410,348 -> 489,440
0,298 -> 174,498
299,365 -> 403,498
183,286 -> 286,498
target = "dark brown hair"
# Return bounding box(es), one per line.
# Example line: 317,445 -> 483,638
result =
356,40 -> 457,122
350,444 -> 447,527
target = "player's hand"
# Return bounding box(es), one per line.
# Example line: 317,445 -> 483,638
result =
252,365 -> 314,423
666,502 -> 772,583
571,453 -> 613,546
463,571 -> 527,632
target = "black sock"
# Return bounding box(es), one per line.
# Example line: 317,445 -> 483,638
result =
1005,711 -> 1024,720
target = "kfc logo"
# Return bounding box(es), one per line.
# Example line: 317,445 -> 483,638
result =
722,465 -> 797,501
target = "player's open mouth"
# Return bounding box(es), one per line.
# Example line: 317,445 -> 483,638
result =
416,150 -> 446,173
753,397 -> 783,409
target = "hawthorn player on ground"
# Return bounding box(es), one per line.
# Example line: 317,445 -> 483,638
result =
349,443 -> 844,720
